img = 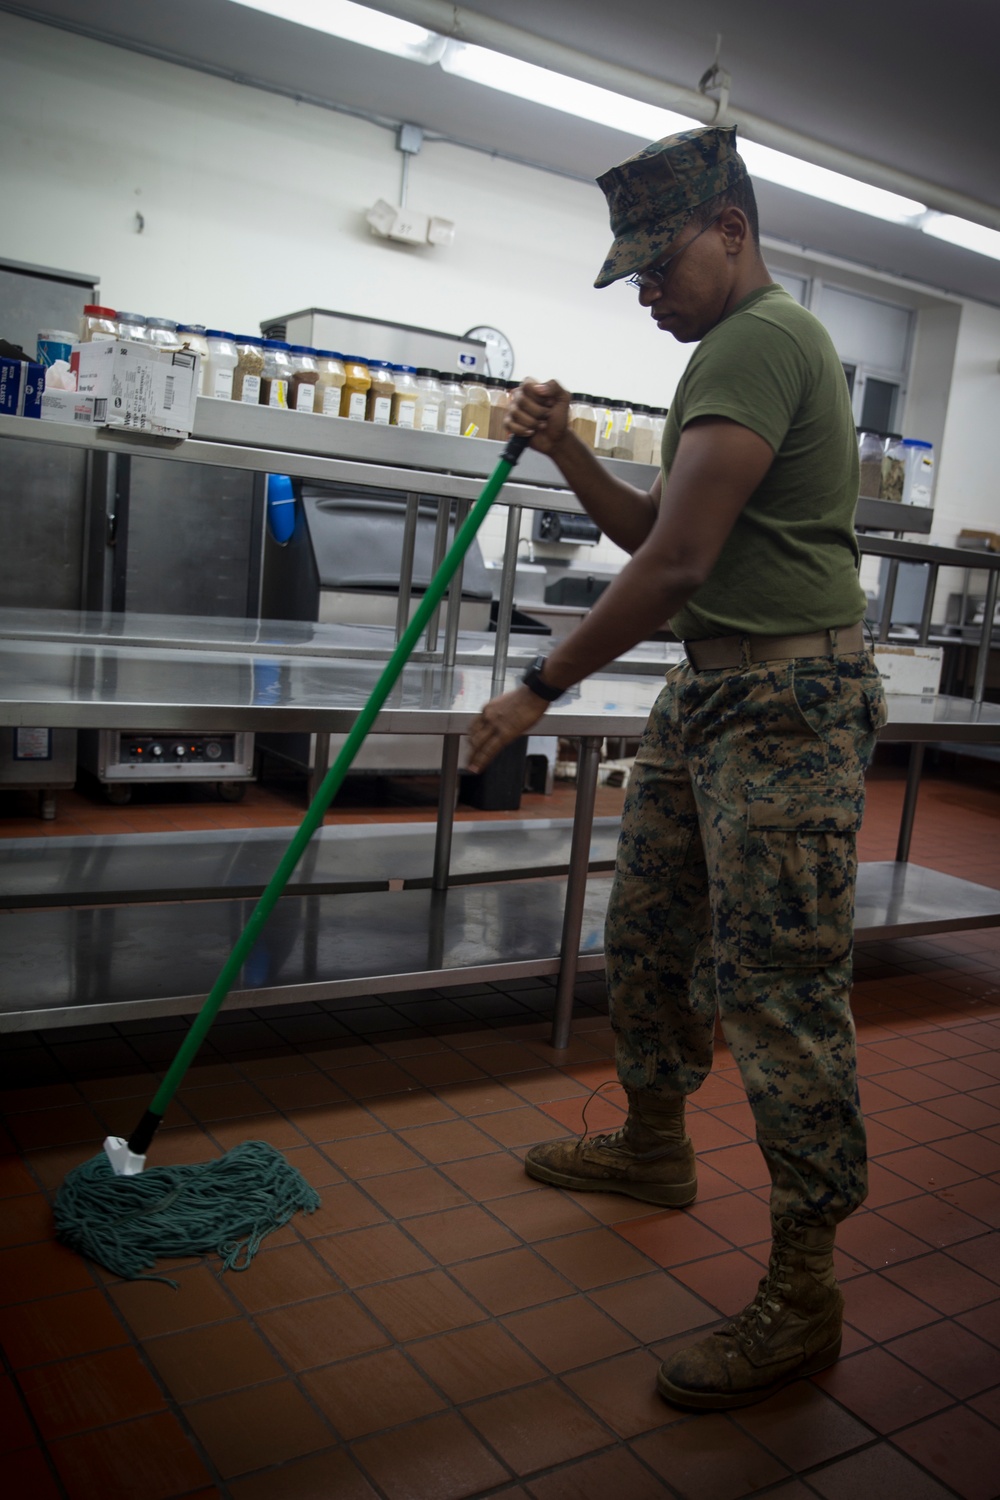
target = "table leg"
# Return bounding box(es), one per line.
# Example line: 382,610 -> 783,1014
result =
551,735 -> 602,1050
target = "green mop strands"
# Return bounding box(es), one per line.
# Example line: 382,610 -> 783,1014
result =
54,434 -> 530,1279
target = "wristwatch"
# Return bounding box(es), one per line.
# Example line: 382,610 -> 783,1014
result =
520,654 -> 565,702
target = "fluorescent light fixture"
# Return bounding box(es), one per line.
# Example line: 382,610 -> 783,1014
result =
921,213 -> 1000,262
228,0 -> 445,62
440,40 -> 695,140
737,140 -> 925,224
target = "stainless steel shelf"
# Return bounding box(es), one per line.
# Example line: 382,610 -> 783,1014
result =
0,408 -> 655,514
0,816 -> 621,908
2,861 -> 997,1032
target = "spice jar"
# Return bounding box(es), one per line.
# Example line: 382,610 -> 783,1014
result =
857,430 -> 885,499
340,356 -> 370,420
289,345 -> 320,413
460,373 -> 490,438
314,350 -> 346,416
486,378 -> 511,441
366,361 -> 395,424
232,336 -> 265,404
176,325 -> 210,395
144,317 -> 183,350
649,408 -> 667,458
880,433 -> 906,503
81,304 -> 118,342
202,331 -> 238,400
259,340 -> 293,409
594,399 -> 621,455
438,373 -> 465,435
612,405 -> 635,461
628,405 -> 655,466
568,393 -> 598,449
414,369 -> 442,432
116,312 -> 149,343
390,364 -> 419,428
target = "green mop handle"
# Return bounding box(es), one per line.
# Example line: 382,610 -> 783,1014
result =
127,434 -> 530,1157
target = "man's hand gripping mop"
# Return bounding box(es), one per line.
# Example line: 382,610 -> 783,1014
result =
54,434 -> 530,1281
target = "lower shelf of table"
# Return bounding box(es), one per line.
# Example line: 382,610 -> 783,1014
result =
2,862 -> 998,1032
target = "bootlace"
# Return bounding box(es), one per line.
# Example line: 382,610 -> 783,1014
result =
577,1079 -> 630,1148
723,1242 -> 794,1348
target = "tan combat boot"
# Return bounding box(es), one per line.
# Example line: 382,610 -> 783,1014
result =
656,1215 -> 843,1409
523,1089 -> 697,1207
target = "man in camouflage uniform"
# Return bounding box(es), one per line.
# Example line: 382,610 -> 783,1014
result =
467,124 -> 886,1410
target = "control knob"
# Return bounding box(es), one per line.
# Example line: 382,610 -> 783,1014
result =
205,741 -> 222,761
174,744 -> 186,758
150,743 -> 163,758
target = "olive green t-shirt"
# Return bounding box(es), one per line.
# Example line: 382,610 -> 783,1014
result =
665,283 -> 866,640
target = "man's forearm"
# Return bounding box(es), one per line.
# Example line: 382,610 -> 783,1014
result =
546,431 -> 658,555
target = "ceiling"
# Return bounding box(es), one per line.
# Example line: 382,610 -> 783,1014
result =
7,0 -> 999,304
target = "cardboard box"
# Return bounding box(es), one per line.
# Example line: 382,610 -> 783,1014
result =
40,390 -> 99,425
71,340 -> 199,437
958,529 -> 1000,553
0,356 -> 45,418
874,644 -> 943,697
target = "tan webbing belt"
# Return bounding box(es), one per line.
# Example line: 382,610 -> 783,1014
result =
683,621 -> 866,672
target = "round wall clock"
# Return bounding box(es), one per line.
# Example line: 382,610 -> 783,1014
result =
464,326 -> 515,380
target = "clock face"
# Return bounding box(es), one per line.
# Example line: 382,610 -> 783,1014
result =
465,326 -> 515,380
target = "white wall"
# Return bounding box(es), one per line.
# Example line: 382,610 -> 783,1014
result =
2,12 -> 998,580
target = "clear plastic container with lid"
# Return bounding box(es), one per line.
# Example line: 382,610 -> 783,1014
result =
612,405 -> 635,461
289,346 -> 320,413
438,372 -> 465,435
116,312 -> 149,344
902,438 -> 935,507
259,340 -> 292,409
594,399 -> 621,455
81,304 -> 118,342
414,369 -> 442,433
880,433 -> 906,503
366,361 -> 395,424
390,365 -> 419,428
857,429 -> 885,499
314,350 -> 346,416
232,336 -> 265,404
202,331 -> 238,400
177,325 -> 210,395
144,317 -> 182,350
568,393 -> 597,449
628,405 -> 655,466
460,373 -> 490,438
649,408 -> 667,457
486,378 -> 512,441
340,357 -> 370,420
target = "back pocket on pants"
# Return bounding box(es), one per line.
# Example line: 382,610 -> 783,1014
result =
740,786 -> 861,969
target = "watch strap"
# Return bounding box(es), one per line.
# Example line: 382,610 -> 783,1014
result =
520,661 -> 565,701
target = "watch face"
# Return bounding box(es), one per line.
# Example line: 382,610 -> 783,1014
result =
465,326 -> 515,380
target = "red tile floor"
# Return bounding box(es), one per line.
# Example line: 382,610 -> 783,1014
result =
2,751 -> 1000,1499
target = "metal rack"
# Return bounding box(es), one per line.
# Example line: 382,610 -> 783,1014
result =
2,408 -> 1000,1044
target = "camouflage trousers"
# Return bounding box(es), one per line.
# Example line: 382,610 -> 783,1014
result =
605,648 -> 887,1228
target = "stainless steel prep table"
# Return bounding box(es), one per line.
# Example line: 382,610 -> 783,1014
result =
2,409 -> 999,1044
4,614 -> 1000,1039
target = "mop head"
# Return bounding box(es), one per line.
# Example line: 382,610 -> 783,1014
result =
54,1140 -> 320,1281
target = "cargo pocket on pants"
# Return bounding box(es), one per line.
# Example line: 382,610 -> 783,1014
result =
740,787 -> 861,969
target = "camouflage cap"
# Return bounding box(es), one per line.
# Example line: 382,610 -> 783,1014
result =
594,124 -> 746,289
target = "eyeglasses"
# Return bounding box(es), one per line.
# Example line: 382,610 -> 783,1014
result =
626,216 -> 721,292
